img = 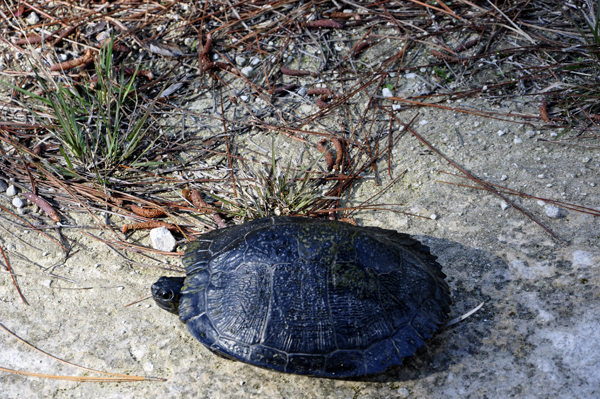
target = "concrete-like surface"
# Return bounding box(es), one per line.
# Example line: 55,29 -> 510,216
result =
1,97 -> 599,398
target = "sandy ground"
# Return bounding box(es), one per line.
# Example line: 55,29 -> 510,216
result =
1,94 -> 599,399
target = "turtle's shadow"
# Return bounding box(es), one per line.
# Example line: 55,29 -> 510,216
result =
352,237 -> 506,383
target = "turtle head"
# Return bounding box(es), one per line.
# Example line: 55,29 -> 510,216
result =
151,276 -> 185,315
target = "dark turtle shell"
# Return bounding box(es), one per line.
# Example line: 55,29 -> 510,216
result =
152,216 -> 451,378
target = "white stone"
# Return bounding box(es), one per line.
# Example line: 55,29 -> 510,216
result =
250,57 -> 260,65
500,200 -> 509,210
405,73 -> 416,79
525,130 -> 536,137
240,95 -> 248,102
392,104 -> 401,111
514,137 -> 522,144
430,214 -> 438,220
545,205 -> 562,218
382,88 -> 393,98
6,185 -> 18,196
26,12 -> 40,25
497,130 -> 505,136
57,53 -> 68,62
241,66 -> 255,78
419,120 -> 428,125
41,279 -> 52,288
235,56 -> 247,66
12,197 -> 24,208
150,227 -> 177,252
297,87 -> 307,96
96,31 -> 110,42
537,200 -> 546,206
501,175 -> 508,181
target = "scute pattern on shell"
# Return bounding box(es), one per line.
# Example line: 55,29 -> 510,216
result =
179,216 -> 450,378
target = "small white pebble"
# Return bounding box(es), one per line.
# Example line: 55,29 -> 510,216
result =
250,57 -> 260,66
501,175 -> 508,181
500,201 -> 509,210
419,120 -> 428,125
392,104 -> 401,111
550,132 -> 558,137
57,53 -> 68,62
6,185 -> 18,196
43,251 -> 50,256
482,85 -> 488,91
150,226 -> 177,252
26,12 -> 40,25
537,200 -> 545,206
430,214 -> 438,220
382,88 -> 393,98
590,182 -> 596,187
525,130 -> 535,137
497,130 -> 505,136
240,95 -> 248,102
235,56 -> 246,66
405,73 -> 416,79
538,174 -> 545,178
41,279 -> 52,288
513,137 -> 522,144
12,197 -> 24,208
241,66 -> 255,78
545,205 -> 562,218
547,183 -> 553,187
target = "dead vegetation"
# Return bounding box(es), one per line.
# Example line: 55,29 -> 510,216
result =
0,0 -> 598,273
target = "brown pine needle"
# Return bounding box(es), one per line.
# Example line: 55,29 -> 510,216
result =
0,367 -> 154,382
0,244 -> 27,305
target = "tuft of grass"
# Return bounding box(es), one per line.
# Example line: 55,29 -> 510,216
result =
563,1 -> 600,60
4,39 -> 157,179
212,141 -> 331,220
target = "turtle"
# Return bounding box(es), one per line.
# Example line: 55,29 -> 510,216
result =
152,216 -> 451,378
